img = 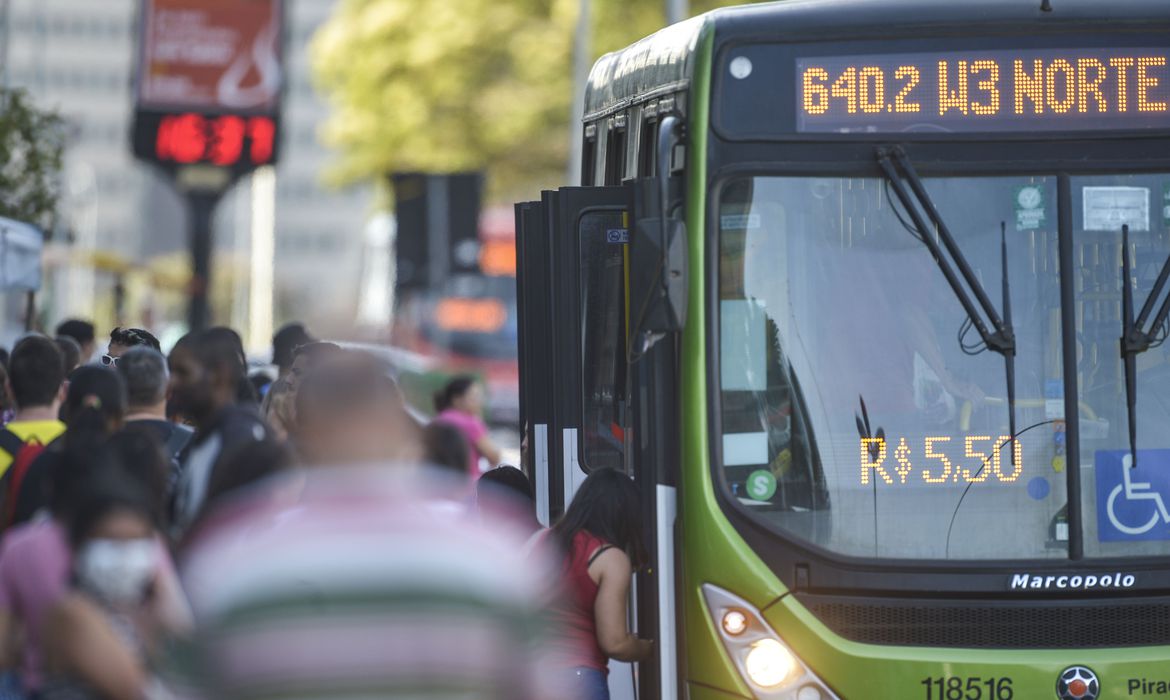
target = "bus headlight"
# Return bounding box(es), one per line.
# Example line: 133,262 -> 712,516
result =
702,584 -> 839,699
744,639 -> 796,686
722,610 -> 749,636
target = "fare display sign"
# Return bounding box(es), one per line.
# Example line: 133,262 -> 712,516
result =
796,48 -> 1170,134
132,0 -> 283,181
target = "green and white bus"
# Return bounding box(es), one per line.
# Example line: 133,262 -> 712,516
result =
515,1 -> 1170,698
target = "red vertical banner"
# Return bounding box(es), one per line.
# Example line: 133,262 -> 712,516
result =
138,0 -> 282,114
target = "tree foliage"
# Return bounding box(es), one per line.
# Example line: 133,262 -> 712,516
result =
0,89 -> 66,233
311,0 -> 755,202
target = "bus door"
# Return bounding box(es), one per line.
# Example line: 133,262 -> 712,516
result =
516,186 -> 641,700
516,195 -> 557,526
626,175 -> 686,700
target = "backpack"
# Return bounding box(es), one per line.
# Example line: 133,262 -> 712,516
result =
0,429 -> 45,530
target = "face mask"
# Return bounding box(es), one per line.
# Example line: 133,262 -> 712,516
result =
76,538 -> 157,604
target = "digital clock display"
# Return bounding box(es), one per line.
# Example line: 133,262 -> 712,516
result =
797,48 -> 1170,134
131,111 -> 279,176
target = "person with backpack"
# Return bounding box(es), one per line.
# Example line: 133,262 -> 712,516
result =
168,330 -> 270,542
9,367 -> 128,528
0,337 -> 68,527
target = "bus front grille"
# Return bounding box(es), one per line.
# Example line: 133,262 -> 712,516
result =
797,594 -> 1170,648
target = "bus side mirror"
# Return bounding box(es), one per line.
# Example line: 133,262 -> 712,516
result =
630,115 -> 687,339
630,215 -> 688,334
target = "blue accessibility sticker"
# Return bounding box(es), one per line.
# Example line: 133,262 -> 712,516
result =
1094,450 -> 1170,541
606,228 -> 629,244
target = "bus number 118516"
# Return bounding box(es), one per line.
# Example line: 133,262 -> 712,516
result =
921,677 -> 1013,700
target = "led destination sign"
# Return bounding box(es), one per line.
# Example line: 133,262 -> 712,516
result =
861,435 -> 1023,486
797,48 -> 1170,134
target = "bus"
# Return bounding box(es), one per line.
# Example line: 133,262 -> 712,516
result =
514,1 -> 1170,698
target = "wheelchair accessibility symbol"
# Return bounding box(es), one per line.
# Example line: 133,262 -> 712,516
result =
1095,450 -> 1170,541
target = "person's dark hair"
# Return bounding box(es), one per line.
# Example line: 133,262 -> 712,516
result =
551,468 -> 645,567
55,319 -> 95,348
272,323 -> 311,373
54,336 -> 82,373
62,366 -> 128,436
184,328 -> 246,388
0,364 -> 13,413
47,437 -> 116,519
478,465 -> 539,533
9,335 -> 65,409
204,439 -> 293,513
65,471 -> 155,548
109,327 -> 161,352
206,326 -> 246,361
205,327 -> 260,405
433,375 -> 476,413
109,427 -> 171,527
479,465 -> 535,502
116,347 -> 168,409
423,421 -> 469,474
0,347 -> 11,370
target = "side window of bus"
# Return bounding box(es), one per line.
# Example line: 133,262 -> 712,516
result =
604,121 -> 627,186
582,128 -> 598,186
638,116 -> 659,177
579,209 -> 628,473
719,179 -> 827,512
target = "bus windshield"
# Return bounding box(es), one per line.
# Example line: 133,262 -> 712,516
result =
717,173 -> 1170,561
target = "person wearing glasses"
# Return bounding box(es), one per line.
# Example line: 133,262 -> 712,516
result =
101,328 -> 161,367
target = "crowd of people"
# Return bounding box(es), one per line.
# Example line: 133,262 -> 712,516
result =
0,319 -> 652,700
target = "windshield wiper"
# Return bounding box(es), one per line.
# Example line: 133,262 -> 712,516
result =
876,147 -> 1017,455
1119,224 -> 1170,468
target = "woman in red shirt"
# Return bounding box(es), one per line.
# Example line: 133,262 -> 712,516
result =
546,468 -> 653,700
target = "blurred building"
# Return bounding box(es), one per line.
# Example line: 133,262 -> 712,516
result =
2,0 -> 369,347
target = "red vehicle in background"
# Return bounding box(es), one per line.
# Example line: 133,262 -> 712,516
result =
392,208 -> 520,426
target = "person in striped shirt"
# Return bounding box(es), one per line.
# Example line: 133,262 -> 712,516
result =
173,352 -> 578,700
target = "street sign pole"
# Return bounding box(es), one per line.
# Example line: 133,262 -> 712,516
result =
186,190 -> 217,332
131,0 -> 284,333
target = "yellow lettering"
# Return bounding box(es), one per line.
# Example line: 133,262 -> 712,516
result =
894,66 -> 922,113
922,437 -> 953,483
861,438 -> 891,485
994,436 -> 1024,482
1111,57 -> 1135,112
1137,57 -> 1168,112
803,67 -> 830,115
1076,58 -> 1108,113
1014,59 -> 1046,114
831,67 -> 858,114
963,436 -> 993,482
1047,59 -> 1076,113
938,60 -> 969,115
893,437 -> 913,484
858,67 -> 885,114
970,60 -> 1001,116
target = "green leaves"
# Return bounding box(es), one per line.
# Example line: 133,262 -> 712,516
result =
311,0 -> 753,202
0,89 -> 65,233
